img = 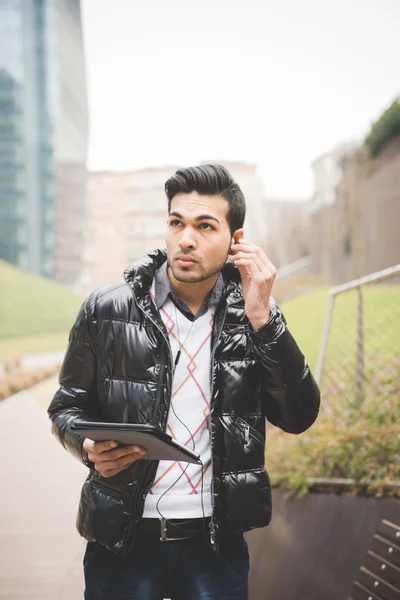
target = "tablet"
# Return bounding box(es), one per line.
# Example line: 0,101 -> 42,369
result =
71,421 -> 201,465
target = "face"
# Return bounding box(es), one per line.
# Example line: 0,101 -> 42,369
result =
166,191 -> 239,283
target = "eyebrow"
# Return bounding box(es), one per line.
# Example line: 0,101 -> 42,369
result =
169,211 -> 220,225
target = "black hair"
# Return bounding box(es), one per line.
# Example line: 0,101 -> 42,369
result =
165,164 -> 246,235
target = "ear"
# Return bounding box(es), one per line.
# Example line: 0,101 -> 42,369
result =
232,228 -> 244,244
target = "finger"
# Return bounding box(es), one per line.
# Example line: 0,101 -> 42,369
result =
231,244 -> 265,264
109,444 -> 145,458
230,252 -> 266,274
230,251 -> 261,263
249,245 -> 276,273
85,439 -> 118,455
230,241 -> 253,254
254,247 -> 276,272
115,452 -> 144,468
102,469 -> 119,479
231,251 -> 275,280
88,445 -> 145,463
231,243 -> 275,272
94,447 -> 146,466
99,454 -> 142,478
251,253 -> 273,277
231,258 -> 263,280
232,255 -> 274,283
232,244 -> 272,268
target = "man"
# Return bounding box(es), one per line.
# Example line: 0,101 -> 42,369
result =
48,164 -> 320,600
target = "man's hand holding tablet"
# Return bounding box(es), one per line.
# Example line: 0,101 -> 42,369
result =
83,439 -> 146,478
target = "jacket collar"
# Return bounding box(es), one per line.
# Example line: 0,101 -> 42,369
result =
124,248 -> 167,300
123,248 -> 242,305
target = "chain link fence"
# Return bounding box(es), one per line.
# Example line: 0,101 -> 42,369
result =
315,264 -> 400,416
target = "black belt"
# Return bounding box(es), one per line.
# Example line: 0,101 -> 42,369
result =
137,517 -> 211,541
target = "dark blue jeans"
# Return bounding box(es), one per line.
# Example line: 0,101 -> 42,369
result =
84,533 -> 249,599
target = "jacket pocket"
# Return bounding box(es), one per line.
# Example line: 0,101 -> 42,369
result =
220,467 -> 272,531
219,414 -> 265,473
77,477 -> 132,551
235,416 -> 264,447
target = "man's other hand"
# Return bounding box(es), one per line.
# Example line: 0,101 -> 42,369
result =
83,439 -> 146,478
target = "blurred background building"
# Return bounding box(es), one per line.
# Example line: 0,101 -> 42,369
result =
125,166 -> 179,261
81,166 -> 179,292
262,198 -> 309,268
201,161 -> 267,247
268,132 -> 400,302
0,0 -> 88,286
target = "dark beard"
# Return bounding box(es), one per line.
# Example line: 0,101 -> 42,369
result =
169,258 -> 226,283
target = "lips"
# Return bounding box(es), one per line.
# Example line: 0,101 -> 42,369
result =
177,254 -> 196,264
176,255 -> 197,265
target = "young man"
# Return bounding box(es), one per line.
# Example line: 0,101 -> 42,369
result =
48,164 -> 320,600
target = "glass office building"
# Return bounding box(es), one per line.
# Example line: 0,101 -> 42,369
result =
0,0 -> 88,284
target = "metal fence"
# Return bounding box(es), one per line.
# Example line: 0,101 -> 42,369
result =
274,256 -> 321,303
315,264 -> 400,411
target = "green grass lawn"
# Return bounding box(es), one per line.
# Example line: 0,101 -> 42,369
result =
0,259 -> 83,339
280,286 -> 330,370
280,284 -> 400,373
0,331 -> 70,359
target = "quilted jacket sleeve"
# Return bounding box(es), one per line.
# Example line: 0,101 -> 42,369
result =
251,302 -> 320,434
48,297 -> 100,465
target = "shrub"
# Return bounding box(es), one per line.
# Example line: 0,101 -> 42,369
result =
0,364 -> 60,401
365,98 -> 400,158
266,379 -> 400,498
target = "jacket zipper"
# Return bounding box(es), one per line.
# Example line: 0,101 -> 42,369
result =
236,416 -> 264,446
209,303 -> 228,551
152,343 -> 166,427
238,420 -> 250,444
133,300 -> 173,503
92,479 -> 121,500
137,304 -> 173,427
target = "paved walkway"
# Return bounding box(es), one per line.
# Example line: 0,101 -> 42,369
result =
0,380 -> 86,599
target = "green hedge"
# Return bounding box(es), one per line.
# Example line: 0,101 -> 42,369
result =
365,98 -> 400,158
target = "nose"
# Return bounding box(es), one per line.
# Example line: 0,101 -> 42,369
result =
179,227 -> 197,251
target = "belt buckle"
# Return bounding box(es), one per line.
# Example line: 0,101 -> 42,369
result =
159,517 -> 188,542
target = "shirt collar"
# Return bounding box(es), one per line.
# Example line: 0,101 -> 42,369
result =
153,260 -> 224,311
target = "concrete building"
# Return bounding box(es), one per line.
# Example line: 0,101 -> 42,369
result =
262,199 -> 310,268
125,166 -> 179,262
200,161 -> 267,246
82,166 -> 179,293
0,0 -> 88,285
309,142 -> 358,283
81,172 -> 128,293
52,0 -> 89,288
307,136 -> 400,285
310,142 -> 357,212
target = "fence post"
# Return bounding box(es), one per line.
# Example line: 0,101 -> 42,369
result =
354,286 -> 365,406
315,292 -> 335,386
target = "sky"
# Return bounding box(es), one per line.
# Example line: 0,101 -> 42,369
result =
81,0 -> 400,197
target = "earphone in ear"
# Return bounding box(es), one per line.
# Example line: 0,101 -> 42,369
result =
228,239 -> 239,256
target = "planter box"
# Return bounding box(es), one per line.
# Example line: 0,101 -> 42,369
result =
245,488 -> 399,600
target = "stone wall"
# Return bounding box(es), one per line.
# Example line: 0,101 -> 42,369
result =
309,138 -> 400,284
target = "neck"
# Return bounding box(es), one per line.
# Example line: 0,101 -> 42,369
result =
167,267 -> 218,315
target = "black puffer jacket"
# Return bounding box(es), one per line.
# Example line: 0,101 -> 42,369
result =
48,249 -> 320,556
